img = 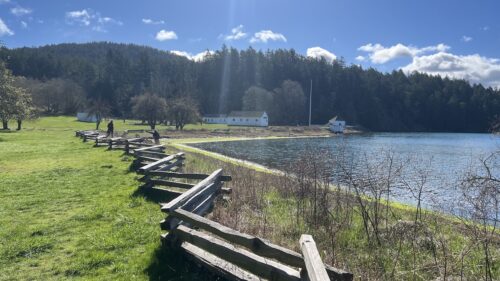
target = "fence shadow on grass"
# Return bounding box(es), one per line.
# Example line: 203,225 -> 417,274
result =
126,157 -> 141,173
131,184 -> 178,204
145,245 -> 223,281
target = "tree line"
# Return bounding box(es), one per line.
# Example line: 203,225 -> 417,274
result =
1,42 -> 499,132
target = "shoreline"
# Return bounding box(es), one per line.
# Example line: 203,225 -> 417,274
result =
167,138 -> 286,174
166,135 -> 498,223
156,125 -> 363,139
166,134 -> 498,226
166,136 -> 422,213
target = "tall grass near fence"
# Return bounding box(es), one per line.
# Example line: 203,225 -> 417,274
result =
179,146 -> 499,280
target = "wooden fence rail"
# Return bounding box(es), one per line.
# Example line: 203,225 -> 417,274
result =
168,209 -> 352,281
181,241 -> 262,281
75,130 -> 353,281
138,152 -> 184,173
173,225 -> 302,281
161,169 -> 223,213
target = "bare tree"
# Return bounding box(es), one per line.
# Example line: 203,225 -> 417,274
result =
87,97 -> 111,130
131,93 -> 168,129
338,151 -> 403,246
460,151 -> 499,281
401,157 -> 434,224
21,78 -> 86,115
168,96 -> 200,130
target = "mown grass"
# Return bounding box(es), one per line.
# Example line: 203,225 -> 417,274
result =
0,117 -> 220,280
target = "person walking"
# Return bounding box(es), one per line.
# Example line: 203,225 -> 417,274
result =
148,129 -> 161,144
106,120 -> 114,138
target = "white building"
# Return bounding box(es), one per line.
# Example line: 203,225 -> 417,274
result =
77,112 -> 98,123
227,111 -> 269,127
329,119 -> 346,133
202,114 -> 227,124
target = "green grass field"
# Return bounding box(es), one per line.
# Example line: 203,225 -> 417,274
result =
0,117 -> 216,280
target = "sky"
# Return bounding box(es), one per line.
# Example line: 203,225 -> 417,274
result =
1,0 -> 500,87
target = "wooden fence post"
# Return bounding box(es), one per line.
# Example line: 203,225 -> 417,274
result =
299,235 -> 330,281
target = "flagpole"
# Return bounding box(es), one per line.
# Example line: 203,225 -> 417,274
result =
309,79 -> 312,126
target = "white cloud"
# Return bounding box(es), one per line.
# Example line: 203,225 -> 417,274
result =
482,26 -> 490,31
192,50 -> 215,62
170,50 -> 214,62
142,18 -> 164,25
11,6 -> 32,16
224,24 -> 247,41
306,47 -> 337,63
250,30 -> 287,43
461,35 -> 472,42
65,9 -> 123,32
20,21 -> 27,28
66,9 -> 92,26
0,18 -> 14,36
402,52 -> 500,88
355,55 -> 366,62
358,43 -> 450,64
98,17 -> 123,26
170,50 -> 191,58
156,29 -> 177,41
0,0 -> 10,4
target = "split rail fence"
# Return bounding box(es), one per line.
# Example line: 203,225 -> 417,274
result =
75,130 -> 353,281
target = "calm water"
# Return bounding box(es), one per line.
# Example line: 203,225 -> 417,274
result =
193,133 -> 499,212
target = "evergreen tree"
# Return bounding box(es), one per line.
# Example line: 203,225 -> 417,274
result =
1,42 -> 499,132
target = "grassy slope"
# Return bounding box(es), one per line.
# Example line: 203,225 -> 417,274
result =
0,117 -> 219,280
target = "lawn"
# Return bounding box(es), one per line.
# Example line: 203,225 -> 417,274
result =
0,117 -> 212,280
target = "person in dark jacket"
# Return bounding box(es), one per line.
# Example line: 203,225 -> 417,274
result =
106,120 -> 114,138
148,129 -> 161,144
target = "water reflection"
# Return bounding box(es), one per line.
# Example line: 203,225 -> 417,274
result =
193,133 -> 499,213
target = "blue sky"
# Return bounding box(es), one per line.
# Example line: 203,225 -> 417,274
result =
1,0 -> 500,87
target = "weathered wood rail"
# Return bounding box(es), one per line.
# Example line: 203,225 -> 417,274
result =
75,130 -> 353,281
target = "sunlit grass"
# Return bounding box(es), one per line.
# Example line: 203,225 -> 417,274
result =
0,117 -> 208,280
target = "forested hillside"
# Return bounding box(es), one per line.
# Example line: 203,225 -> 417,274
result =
1,42 -> 499,132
